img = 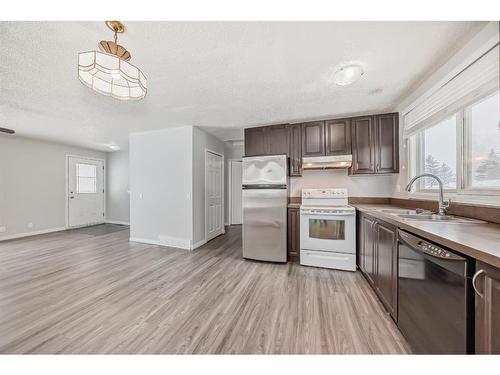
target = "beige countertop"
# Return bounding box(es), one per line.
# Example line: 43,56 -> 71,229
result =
352,203 -> 500,269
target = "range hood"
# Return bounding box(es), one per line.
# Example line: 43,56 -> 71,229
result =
302,155 -> 352,170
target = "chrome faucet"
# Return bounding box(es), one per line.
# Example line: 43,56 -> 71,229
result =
405,173 -> 451,216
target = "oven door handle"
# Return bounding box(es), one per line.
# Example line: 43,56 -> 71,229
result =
301,212 -> 355,216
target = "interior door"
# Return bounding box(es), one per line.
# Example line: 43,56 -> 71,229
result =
206,150 -> 224,241
230,160 -> 242,225
67,156 -> 104,228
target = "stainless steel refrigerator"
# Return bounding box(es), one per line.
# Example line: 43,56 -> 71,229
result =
242,154 -> 287,262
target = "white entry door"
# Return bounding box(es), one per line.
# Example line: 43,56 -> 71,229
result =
67,156 -> 105,228
230,160 -> 242,225
205,150 -> 224,241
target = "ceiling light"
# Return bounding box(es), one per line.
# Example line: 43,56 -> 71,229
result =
109,144 -> 120,151
333,64 -> 364,86
78,21 -> 147,101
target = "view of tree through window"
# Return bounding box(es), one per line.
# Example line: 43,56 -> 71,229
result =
423,115 -> 457,189
469,92 -> 500,188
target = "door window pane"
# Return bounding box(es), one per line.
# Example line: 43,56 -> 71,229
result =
469,93 -> 500,188
422,115 -> 457,189
76,163 -> 97,193
309,219 -> 345,240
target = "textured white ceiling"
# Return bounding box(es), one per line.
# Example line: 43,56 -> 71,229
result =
0,21 -> 484,150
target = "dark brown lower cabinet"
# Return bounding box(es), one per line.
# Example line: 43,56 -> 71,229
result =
474,261 -> 500,354
360,214 -> 376,285
375,221 -> 398,319
287,208 -> 300,262
357,211 -> 398,322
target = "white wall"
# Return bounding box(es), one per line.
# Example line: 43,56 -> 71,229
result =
0,134 -> 106,240
289,169 -> 398,197
129,127 -> 193,248
192,127 -> 225,245
106,150 -> 130,224
223,141 -> 244,224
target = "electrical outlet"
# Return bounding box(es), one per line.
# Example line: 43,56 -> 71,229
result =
27,222 -> 33,229
0,226 -> 6,233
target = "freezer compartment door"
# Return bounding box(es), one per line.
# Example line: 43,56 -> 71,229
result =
242,188 -> 287,262
242,155 -> 287,186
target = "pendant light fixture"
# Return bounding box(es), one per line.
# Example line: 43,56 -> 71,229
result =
78,21 -> 147,101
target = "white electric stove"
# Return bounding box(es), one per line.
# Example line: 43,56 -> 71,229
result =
300,188 -> 356,271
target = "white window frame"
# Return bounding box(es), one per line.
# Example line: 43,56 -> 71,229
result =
408,91 -> 500,202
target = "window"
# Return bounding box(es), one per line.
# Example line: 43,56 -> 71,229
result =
466,93 -> 500,189
409,92 -> 500,194
76,163 -> 97,193
422,115 -> 457,189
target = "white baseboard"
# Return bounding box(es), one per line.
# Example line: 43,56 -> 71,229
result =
130,236 -> 210,251
105,220 -> 130,226
0,227 -> 66,242
159,235 -> 191,249
191,239 -> 207,250
129,237 -> 160,246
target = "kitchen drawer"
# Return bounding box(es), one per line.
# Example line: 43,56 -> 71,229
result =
300,250 -> 356,271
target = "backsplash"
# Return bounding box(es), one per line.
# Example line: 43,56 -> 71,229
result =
289,169 -> 398,197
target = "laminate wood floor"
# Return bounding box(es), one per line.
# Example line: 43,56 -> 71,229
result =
0,225 -> 410,354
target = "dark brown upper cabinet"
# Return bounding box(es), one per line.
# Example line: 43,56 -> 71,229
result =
266,124 -> 289,156
244,127 -> 267,157
244,111 -> 398,176
289,124 -> 302,177
374,113 -> 399,174
351,116 -> 375,174
350,113 -> 399,175
301,121 -> 325,157
244,124 -> 289,157
325,118 -> 351,155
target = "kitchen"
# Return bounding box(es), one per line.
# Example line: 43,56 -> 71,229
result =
1,9 -> 500,373
239,26 -> 500,354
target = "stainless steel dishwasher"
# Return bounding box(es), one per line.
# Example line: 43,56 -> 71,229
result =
397,230 -> 474,354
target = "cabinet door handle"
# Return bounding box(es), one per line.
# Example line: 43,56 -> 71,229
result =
472,269 -> 485,298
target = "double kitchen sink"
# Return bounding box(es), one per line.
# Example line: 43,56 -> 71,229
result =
374,208 -> 485,224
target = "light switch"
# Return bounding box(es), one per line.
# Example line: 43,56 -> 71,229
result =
139,193 -> 144,199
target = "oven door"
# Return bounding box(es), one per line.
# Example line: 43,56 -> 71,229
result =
300,211 -> 355,253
